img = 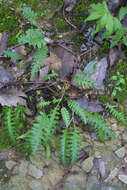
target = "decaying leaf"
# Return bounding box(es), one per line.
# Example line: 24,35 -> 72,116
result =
0,66 -> 13,89
108,46 -> 120,67
0,88 -> 27,106
51,45 -> 77,78
45,52 -> 62,71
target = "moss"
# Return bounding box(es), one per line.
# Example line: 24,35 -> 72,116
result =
55,17 -> 68,31
97,41 -> 110,56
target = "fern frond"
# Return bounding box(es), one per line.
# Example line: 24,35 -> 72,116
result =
104,104 -> 127,126
18,29 -> 45,48
69,125 -> 81,165
68,100 -> 87,124
20,4 -> 38,25
68,100 -> 115,141
74,73 -> 98,89
37,100 -> 51,109
61,107 -> 70,127
59,127 -> 70,167
31,46 -> 47,78
4,50 -> 20,60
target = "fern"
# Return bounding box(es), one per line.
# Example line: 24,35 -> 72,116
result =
86,1 -> 127,47
68,100 -> 115,141
74,73 -> 98,89
69,125 -> 81,165
61,107 -> 70,127
18,29 -> 45,49
1,106 -> 26,146
20,3 -> 38,25
104,104 -> 127,126
59,125 -> 81,167
4,50 -> 20,60
59,127 -> 70,167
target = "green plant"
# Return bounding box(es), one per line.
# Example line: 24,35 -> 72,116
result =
0,106 -> 26,147
86,1 -> 127,47
108,71 -> 126,98
104,104 -> 127,126
4,4 -> 48,78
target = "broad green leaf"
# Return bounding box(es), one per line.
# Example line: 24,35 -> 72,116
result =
85,12 -> 102,21
122,36 -> 127,47
119,7 -> 127,21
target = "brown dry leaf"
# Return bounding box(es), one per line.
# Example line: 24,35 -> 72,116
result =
13,45 -> 27,57
0,88 -> 27,106
104,168 -> 119,182
51,45 -> 77,78
45,52 -> 62,71
64,0 -> 77,12
108,47 -> 120,67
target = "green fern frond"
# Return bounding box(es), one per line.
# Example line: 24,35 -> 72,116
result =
4,50 -> 20,60
104,104 -> 127,126
18,29 -> 45,49
37,100 -> 51,109
2,106 -> 26,146
61,107 -> 70,127
31,46 -> 47,78
68,100 -> 87,124
69,125 -> 81,165
59,127 -> 70,167
74,73 -> 98,89
68,100 -> 115,141
20,4 -> 38,25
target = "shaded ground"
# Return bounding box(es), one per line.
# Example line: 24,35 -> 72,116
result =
0,0 -> 127,189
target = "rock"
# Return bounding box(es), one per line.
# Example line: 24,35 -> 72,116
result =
81,156 -> 94,172
118,174 -> 127,184
29,180 -> 42,190
63,171 -> 87,190
5,160 -> 16,170
28,164 -> 43,179
115,147 -> 126,158
12,160 -> 29,176
41,169 -> 64,186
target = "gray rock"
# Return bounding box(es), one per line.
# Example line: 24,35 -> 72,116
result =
29,180 -> 42,190
115,147 -> 126,158
28,164 -> 43,179
5,160 -> 16,170
118,174 -> 127,184
81,156 -> 94,172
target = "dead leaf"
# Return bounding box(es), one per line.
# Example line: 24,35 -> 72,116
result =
109,46 -> 120,67
89,57 -> 108,93
64,0 -> 77,12
93,158 -> 106,179
0,88 -> 27,106
51,45 -> 77,78
0,66 -> 13,89
45,52 -> 62,71
104,168 -> 119,182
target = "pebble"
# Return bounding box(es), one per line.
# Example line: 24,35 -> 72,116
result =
115,147 -> 126,158
28,164 -> 43,179
5,160 -> 16,170
81,156 -> 94,172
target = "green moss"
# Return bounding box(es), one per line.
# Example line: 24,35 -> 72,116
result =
56,17 -> 68,31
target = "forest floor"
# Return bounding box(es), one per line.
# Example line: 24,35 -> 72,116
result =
0,0 -> 127,189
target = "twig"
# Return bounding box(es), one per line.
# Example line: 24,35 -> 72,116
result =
63,6 -> 77,30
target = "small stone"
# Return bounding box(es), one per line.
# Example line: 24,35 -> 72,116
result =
118,174 -> 127,184
28,164 -> 43,179
5,160 -> 16,170
115,147 -> 126,158
81,156 -> 94,172
94,151 -> 102,158
29,180 -> 42,190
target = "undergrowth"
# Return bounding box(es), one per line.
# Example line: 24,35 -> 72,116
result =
1,3 -> 127,168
